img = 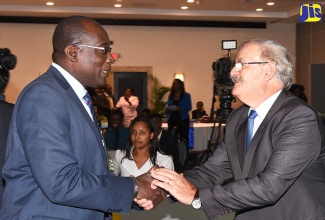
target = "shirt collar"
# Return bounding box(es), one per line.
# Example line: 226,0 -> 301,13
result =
251,89 -> 282,120
157,129 -> 162,140
52,62 -> 87,98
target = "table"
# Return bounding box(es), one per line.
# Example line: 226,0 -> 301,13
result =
162,122 -> 225,151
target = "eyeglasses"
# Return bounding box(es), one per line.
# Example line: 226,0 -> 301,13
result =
73,44 -> 112,55
235,61 -> 269,72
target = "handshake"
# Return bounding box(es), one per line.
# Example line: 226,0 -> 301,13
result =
134,166 -> 198,210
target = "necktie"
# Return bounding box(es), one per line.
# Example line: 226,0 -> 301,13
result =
83,92 -> 96,121
246,110 -> 258,152
83,92 -> 111,173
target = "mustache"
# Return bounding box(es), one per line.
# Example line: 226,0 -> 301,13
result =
231,75 -> 244,83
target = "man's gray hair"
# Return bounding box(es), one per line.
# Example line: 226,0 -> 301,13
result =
239,39 -> 295,89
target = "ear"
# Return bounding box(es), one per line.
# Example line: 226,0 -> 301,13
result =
65,45 -> 78,62
264,61 -> 277,81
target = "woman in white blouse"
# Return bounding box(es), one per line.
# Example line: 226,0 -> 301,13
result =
115,87 -> 139,128
113,116 -> 174,177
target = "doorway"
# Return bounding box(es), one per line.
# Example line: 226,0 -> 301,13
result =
114,72 -> 148,115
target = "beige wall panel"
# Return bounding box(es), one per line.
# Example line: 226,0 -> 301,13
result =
0,22 -> 296,113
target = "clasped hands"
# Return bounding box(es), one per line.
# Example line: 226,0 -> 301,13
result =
134,166 -> 197,210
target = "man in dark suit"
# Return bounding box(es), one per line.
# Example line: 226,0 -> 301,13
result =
191,101 -> 207,120
149,39 -> 325,219
0,47 -> 16,209
150,114 -> 181,173
0,16 -> 165,220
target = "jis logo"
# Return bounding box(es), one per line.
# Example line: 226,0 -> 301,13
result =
300,4 -> 322,22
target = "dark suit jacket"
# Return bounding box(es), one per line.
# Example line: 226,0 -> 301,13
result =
159,130 -> 181,173
94,92 -> 111,118
184,90 -> 325,220
0,100 -> 14,209
191,109 -> 207,119
0,66 -> 135,220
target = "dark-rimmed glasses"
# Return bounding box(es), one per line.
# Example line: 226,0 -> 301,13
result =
72,44 -> 112,55
235,61 -> 268,72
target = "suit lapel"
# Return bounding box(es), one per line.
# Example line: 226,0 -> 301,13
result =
48,67 -> 109,171
226,106 -> 249,178
242,90 -> 289,177
237,117 -> 248,170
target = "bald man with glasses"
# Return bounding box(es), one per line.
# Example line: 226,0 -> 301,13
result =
0,16 -> 165,220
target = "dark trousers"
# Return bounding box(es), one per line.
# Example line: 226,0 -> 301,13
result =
168,118 -> 190,150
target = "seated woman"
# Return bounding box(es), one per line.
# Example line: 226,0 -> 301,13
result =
113,116 -> 174,177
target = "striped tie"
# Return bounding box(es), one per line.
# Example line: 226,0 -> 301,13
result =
83,92 -> 96,121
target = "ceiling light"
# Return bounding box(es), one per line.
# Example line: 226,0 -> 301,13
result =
187,0 -> 195,2
267,2 -> 274,6
46,2 -> 54,6
256,8 -> 263,12
114,4 -> 122,7
175,73 -> 185,82
181,6 -> 188,9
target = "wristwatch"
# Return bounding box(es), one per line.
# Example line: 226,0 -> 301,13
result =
191,197 -> 202,209
191,190 -> 202,209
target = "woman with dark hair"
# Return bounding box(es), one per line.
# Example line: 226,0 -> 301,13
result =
166,79 -> 192,150
116,87 -> 139,127
0,48 -> 17,100
0,48 -> 17,208
112,116 -> 173,177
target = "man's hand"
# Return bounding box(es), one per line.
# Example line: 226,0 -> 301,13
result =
151,168 -> 197,205
134,166 -> 167,209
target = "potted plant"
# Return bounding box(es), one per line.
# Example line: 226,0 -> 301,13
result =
148,75 -> 170,116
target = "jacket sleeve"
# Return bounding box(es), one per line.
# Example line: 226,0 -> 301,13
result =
184,104 -> 322,219
180,93 -> 192,113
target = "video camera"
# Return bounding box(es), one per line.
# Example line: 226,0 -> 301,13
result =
211,40 -> 237,122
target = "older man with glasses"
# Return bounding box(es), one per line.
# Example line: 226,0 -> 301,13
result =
142,39 -> 325,220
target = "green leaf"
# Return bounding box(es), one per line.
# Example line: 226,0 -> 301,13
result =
148,75 -> 170,115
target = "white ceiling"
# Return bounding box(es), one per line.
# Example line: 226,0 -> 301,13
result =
0,0 -> 324,24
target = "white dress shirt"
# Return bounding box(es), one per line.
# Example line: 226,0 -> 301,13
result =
51,62 -> 92,120
113,147 -> 174,177
250,89 -> 282,137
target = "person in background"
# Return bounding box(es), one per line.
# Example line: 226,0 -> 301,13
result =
116,87 -> 139,128
113,116 -> 174,177
148,39 -> 325,220
191,101 -> 207,120
0,16 -> 165,220
102,83 -> 115,109
105,108 -> 129,152
289,83 -> 308,102
91,87 -> 111,119
150,113 -> 181,173
0,48 -> 17,209
141,108 -> 151,117
166,79 -> 192,150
